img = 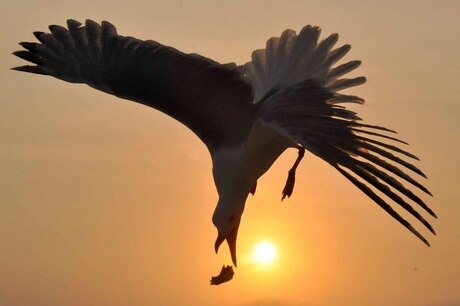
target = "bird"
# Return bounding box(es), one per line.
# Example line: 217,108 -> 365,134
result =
12,19 -> 435,267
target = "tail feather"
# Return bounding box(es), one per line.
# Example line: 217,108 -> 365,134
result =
291,26 -> 320,64
327,60 -> 362,80
251,49 -> 268,93
327,76 -> 366,92
253,28 -> 435,245
298,33 -> 339,82
243,25 -> 365,102
265,37 -> 280,85
270,29 -> 296,89
286,27 -> 320,85
325,44 -> 351,68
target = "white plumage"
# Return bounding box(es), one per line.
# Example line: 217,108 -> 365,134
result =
13,20 -> 434,270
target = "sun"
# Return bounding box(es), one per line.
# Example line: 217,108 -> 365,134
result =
253,241 -> 277,264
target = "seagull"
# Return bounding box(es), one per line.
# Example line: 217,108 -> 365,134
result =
13,19 -> 435,267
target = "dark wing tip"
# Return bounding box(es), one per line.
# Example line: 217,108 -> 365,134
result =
334,165 -> 431,247
11,65 -> 48,75
85,19 -> 98,26
67,19 -> 82,28
12,50 -> 43,66
421,237 -> 431,247
102,20 -> 114,26
33,31 -> 45,42
18,42 -> 37,50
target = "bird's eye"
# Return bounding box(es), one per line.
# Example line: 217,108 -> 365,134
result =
229,215 -> 235,222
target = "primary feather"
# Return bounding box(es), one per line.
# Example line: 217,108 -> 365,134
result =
13,19 -> 255,149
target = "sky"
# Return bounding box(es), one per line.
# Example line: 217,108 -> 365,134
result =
1,0 -> 459,305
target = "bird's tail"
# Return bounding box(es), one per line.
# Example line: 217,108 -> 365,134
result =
12,19 -> 117,86
242,25 -> 366,102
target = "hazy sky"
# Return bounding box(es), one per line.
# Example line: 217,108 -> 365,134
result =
1,1 -> 459,305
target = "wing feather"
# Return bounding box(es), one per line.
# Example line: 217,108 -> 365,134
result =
335,166 -> 430,246
13,19 -> 255,148
356,136 -> 420,160
258,80 -> 435,245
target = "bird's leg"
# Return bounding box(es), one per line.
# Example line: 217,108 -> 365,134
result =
250,181 -> 257,196
282,146 -> 305,201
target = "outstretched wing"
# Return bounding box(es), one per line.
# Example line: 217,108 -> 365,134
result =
250,26 -> 435,245
260,80 -> 435,245
12,19 -> 254,149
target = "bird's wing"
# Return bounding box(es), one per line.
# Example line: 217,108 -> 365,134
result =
258,80 -> 435,245
12,19 -> 254,149
240,25 -> 365,103
249,26 -> 435,245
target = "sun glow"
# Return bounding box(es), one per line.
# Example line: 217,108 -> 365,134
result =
253,241 -> 277,264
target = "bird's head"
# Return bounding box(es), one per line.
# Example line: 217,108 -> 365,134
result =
212,193 -> 247,267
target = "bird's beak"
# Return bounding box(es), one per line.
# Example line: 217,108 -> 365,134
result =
214,221 -> 240,267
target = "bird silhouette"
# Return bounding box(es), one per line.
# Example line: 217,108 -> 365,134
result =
13,19 -> 435,268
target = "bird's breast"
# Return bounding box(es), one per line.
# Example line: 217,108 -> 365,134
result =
211,123 -> 295,196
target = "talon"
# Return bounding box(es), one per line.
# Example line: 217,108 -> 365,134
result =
281,147 -> 305,201
282,172 -> 295,201
250,181 -> 257,196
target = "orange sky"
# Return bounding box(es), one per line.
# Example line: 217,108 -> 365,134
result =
1,1 -> 459,305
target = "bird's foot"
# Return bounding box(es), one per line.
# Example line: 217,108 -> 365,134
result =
250,181 -> 257,196
282,169 -> 295,201
281,147 -> 305,201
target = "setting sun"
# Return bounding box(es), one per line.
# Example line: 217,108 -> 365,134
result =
253,241 -> 277,264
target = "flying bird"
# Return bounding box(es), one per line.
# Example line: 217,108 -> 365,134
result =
13,20 -> 435,267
